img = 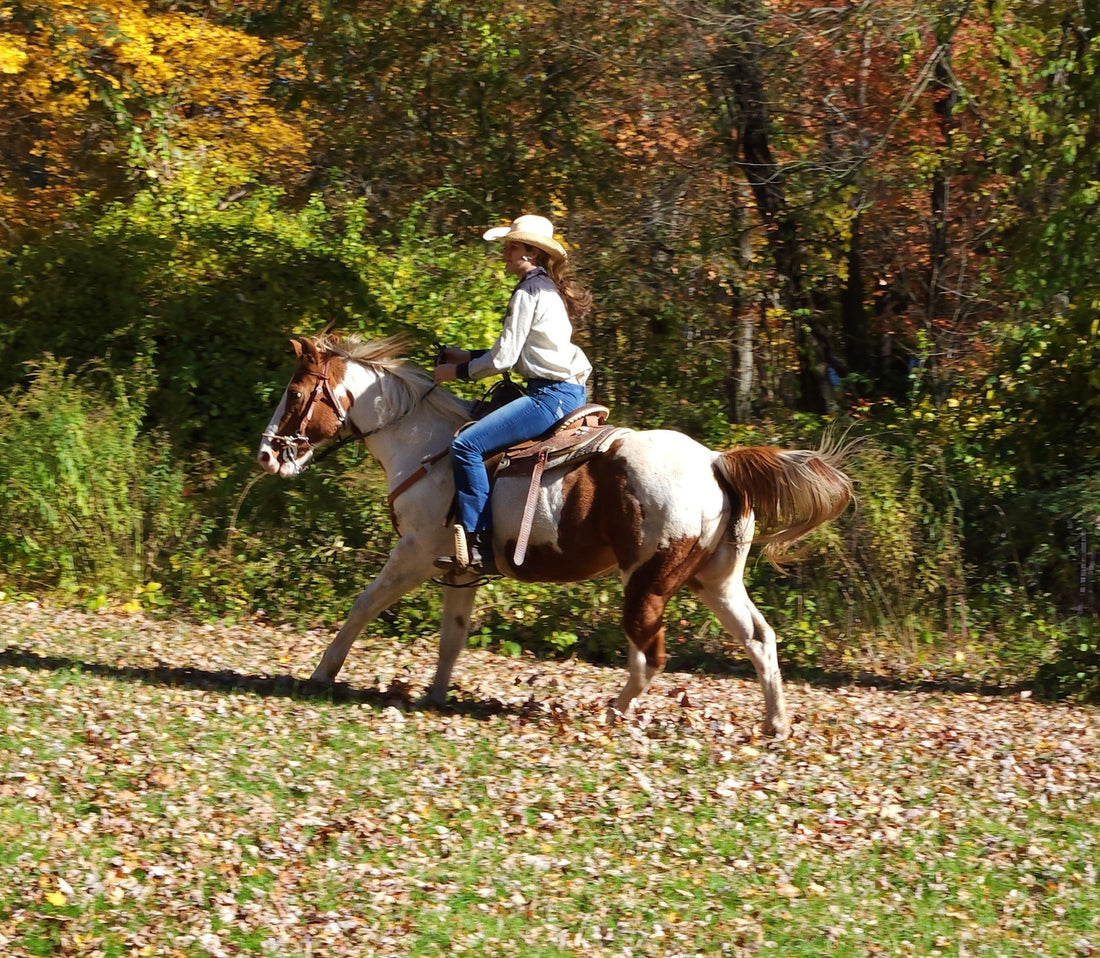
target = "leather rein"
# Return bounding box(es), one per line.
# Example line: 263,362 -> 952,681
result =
263,355 -> 442,529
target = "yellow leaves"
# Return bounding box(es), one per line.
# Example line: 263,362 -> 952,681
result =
43,876 -> 75,908
1,0 -> 313,236
0,35 -> 29,74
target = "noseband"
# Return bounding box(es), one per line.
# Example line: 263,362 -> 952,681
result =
263,355 -> 350,466
263,355 -> 438,468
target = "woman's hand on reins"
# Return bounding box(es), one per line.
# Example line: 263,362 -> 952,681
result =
434,363 -> 458,384
439,347 -> 470,364
434,348 -> 469,384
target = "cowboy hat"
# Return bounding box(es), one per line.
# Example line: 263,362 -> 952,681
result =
482,214 -> 567,261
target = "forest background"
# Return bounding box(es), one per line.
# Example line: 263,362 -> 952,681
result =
0,0 -> 1096,700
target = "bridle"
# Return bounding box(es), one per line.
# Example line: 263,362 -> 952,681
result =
262,355 -> 355,467
263,353 -> 438,468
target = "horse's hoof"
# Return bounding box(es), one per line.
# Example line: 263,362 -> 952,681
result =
604,705 -> 627,726
763,721 -> 791,740
301,677 -> 335,696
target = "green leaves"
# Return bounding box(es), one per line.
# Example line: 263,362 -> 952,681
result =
0,358 -> 179,593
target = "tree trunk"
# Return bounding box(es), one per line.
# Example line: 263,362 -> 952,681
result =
928,43 -> 956,326
841,211 -> 872,391
729,290 -> 754,422
709,2 -> 834,414
925,6 -> 968,397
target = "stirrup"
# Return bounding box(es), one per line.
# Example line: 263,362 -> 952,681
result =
434,523 -> 471,572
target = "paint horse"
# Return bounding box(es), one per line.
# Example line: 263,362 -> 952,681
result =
257,333 -> 853,737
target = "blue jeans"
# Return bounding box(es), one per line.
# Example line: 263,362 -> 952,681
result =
451,379 -> 588,541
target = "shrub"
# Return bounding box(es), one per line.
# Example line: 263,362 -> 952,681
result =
0,358 -> 187,594
1035,626 -> 1100,703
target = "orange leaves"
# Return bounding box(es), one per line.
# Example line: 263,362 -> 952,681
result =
605,111 -> 697,164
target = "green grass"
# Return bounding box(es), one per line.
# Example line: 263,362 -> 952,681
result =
1,605 -> 1097,956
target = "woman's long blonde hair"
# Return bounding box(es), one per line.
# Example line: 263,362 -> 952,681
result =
529,247 -> 592,324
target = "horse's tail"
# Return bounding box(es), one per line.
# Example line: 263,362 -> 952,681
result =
713,441 -> 854,563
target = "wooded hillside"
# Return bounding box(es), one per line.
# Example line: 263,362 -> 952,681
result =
0,0 -> 1096,696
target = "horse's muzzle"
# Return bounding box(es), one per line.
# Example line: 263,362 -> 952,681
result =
257,437 -> 313,478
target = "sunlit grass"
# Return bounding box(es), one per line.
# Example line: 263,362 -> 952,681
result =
1,606 -> 1097,956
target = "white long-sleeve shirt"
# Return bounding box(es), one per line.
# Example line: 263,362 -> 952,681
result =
467,268 -> 591,385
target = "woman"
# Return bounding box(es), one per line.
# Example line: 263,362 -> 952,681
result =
433,214 -> 593,575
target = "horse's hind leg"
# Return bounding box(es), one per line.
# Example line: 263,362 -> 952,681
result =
692,573 -> 790,739
609,546 -> 706,721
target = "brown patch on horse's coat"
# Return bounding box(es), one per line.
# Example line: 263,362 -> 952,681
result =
277,344 -> 351,444
504,442 -> 711,670
504,442 -> 644,584
622,536 -> 711,669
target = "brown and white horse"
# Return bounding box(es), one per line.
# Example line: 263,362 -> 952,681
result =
257,333 -> 853,737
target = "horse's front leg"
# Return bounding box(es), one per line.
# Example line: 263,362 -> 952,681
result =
608,641 -> 663,722
310,538 -> 433,683
607,569 -> 674,722
419,583 -> 479,707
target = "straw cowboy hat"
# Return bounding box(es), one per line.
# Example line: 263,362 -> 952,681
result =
482,214 -> 567,261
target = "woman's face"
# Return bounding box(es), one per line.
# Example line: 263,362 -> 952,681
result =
502,241 -> 538,278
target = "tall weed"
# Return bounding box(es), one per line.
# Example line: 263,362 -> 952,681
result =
0,359 -> 186,594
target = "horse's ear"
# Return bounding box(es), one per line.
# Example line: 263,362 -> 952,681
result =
300,338 -> 322,365
290,338 -> 322,365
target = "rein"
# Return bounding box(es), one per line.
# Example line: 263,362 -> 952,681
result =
313,383 -> 439,468
265,355 -> 444,525
262,355 -> 352,467
265,354 -> 439,465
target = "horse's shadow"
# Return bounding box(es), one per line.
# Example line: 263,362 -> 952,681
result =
0,646 -> 519,719
675,647 -> 1031,699
1,644 -> 1034,719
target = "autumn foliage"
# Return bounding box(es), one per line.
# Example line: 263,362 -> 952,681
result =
0,0 -> 1097,694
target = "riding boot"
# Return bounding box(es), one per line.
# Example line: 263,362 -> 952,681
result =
434,525 -> 498,575
469,532 -> 498,576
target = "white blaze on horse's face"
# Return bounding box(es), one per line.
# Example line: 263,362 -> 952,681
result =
257,339 -> 352,478
257,389 -> 313,477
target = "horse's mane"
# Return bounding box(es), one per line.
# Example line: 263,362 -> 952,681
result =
311,332 -> 471,423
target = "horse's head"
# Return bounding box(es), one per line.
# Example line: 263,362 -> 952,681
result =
258,337 -> 353,477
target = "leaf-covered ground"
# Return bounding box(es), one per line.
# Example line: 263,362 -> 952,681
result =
1,601 -> 1097,957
